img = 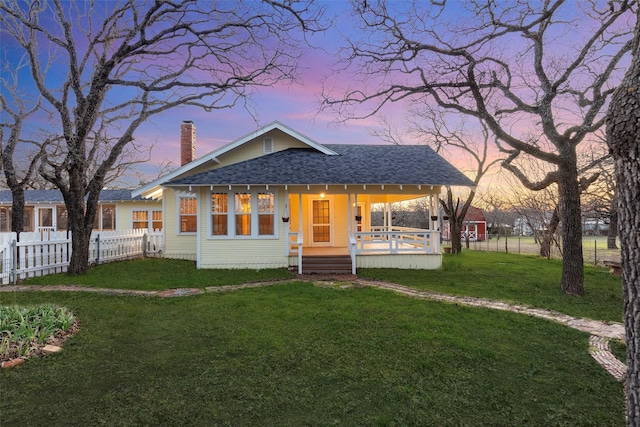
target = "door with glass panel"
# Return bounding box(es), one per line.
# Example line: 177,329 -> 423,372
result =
311,199 -> 332,246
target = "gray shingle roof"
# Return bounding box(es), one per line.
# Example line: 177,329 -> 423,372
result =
167,144 -> 475,187
0,189 -> 143,204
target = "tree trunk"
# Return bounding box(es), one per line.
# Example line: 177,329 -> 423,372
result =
539,207 -> 560,259
606,16 -> 640,424
607,193 -> 618,250
557,152 -> 584,296
450,219 -> 463,254
9,187 -> 25,234
64,168 -> 97,275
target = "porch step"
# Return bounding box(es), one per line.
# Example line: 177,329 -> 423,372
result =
302,255 -> 353,274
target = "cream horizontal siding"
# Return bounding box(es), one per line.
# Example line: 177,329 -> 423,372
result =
356,254 -> 442,270
114,200 -> 162,230
217,129 -> 310,167
199,239 -> 288,269
198,187 -> 289,269
163,187 -> 197,260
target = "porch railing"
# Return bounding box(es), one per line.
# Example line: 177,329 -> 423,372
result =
287,231 -> 303,274
357,226 -> 440,254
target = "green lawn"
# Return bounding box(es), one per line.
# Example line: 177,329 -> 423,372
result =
2,254 -> 625,425
0,285 -> 623,426
360,251 -> 623,323
22,257 -> 292,290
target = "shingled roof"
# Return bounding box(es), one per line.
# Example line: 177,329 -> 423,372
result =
167,145 -> 475,187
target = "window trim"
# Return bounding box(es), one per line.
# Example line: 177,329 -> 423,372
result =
207,189 -> 278,240
177,194 -> 198,235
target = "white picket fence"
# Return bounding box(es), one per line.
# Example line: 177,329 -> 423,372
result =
0,229 -> 163,285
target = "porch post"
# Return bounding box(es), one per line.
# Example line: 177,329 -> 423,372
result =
284,189 -> 289,256
298,193 -> 303,274
354,193 -> 358,233
347,193 -> 352,233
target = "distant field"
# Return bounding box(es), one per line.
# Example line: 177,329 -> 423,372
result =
462,235 -> 620,266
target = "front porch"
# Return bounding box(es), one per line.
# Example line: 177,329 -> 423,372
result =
287,224 -> 443,274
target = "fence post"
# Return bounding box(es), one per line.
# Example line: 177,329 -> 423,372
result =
10,239 -> 17,285
143,233 -> 148,258
96,234 -> 100,265
594,239 -> 597,266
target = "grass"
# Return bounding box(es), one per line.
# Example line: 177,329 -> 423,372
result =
0,285 -> 624,426
22,257 -> 292,290
611,340 -> 627,363
359,251 -> 623,323
21,252 -> 622,323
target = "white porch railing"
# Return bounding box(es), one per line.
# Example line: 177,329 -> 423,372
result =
0,229 -> 163,285
287,231 -> 303,274
359,226 -> 440,254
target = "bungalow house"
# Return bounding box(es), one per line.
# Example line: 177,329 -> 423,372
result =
133,121 -> 475,273
0,189 -> 163,236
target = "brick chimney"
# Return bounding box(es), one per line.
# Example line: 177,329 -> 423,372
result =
180,121 -> 196,166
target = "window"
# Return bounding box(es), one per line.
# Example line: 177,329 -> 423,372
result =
235,193 -> 251,236
211,193 -> 228,236
131,209 -> 161,230
133,211 -> 149,229
39,208 -> 53,228
258,193 -> 274,235
0,207 -> 10,232
23,206 -> 34,232
210,190 -> 277,238
152,211 -> 163,231
180,196 -> 197,233
101,204 -> 116,230
56,206 -> 68,231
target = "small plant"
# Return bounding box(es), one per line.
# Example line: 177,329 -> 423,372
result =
0,303 -> 76,361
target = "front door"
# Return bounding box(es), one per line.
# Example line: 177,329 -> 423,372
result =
311,199 -> 332,246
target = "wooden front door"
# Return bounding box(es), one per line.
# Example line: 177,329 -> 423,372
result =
311,199 -> 332,246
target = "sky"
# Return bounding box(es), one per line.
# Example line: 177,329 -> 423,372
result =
1,0 -> 635,196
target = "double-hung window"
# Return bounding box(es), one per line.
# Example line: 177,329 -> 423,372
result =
210,190 -> 276,238
211,193 -> 228,236
179,196 -> 197,233
235,193 -> 252,236
258,193 -> 274,235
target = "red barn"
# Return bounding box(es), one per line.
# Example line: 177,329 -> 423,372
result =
442,206 -> 487,242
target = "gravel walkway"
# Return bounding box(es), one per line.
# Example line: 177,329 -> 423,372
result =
0,279 -> 626,381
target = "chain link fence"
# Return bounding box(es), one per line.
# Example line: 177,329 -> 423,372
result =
458,234 -> 621,267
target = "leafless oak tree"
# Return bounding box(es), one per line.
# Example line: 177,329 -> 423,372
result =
0,60 -> 47,234
412,111 -> 500,254
606,6 -> 640,424
0,0 -> 324,274
322,0 -> 636,296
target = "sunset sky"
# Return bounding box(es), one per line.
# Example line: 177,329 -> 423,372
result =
1,0 -> 634,195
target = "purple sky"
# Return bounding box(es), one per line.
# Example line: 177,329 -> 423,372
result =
2,1 -> 633,193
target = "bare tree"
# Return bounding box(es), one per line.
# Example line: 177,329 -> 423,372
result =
414,112 -> 501,254
1,0 -> 324,274
0,59 -> 46,233
322,0 -> 636,296
606,6 -> 640,424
